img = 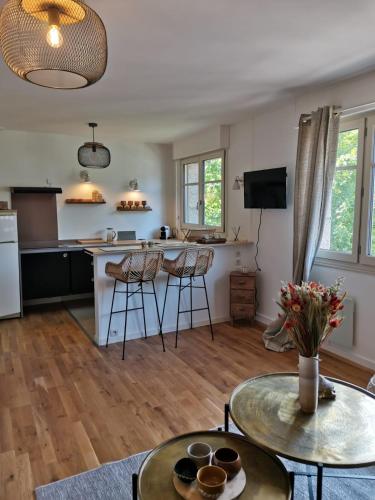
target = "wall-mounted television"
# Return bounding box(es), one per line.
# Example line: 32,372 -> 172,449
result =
244,167 -> 287,209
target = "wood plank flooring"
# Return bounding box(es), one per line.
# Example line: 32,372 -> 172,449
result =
0,304 -> 372,499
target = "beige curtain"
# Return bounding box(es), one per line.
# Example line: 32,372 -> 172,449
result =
293,107 -> 340,282
263,106 -> 340,352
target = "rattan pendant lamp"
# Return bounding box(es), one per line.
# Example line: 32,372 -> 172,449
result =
0,0 -> 107,89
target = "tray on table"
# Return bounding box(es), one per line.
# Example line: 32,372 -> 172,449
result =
137,431 -> 291,499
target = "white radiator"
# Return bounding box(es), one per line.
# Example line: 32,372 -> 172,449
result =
327,296 -> 354,348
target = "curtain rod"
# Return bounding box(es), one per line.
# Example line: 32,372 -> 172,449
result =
301,101 -> 375,122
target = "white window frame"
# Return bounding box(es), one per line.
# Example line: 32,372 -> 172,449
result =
317,117 -> 365,263
180,150 -> 225,231
359,114 -> 375,266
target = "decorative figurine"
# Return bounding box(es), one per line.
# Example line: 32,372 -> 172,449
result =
232,226 -> 241,241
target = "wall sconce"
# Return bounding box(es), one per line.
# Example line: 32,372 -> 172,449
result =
79,170 -> 91,183
129,178 -> 140,191
232,176 -> 244,190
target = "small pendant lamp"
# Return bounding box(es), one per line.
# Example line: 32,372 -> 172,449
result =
78,123 -> 111,169
0,0 -> 107,89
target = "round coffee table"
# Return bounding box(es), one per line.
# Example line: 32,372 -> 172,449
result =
228,373 -> 375,499
136,430 -> 291,499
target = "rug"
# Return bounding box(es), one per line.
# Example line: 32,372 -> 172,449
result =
35,424 -> 375,499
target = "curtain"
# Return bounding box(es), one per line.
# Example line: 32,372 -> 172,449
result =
293,107 -> 340,282
263,106 -> 340,352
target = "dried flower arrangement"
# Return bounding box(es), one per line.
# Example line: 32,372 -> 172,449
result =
278,279 -> 346,357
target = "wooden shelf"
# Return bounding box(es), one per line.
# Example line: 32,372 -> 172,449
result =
65,199 -> 106,204
116,207 -> 152,212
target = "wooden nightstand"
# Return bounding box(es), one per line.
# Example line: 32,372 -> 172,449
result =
230,271 -> 256,325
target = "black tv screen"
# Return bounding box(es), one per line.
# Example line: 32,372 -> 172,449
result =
244,167 -> 287,209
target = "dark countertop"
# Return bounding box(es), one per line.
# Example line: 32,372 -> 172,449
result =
19,240 -> 77,250
19,239 -> 113,253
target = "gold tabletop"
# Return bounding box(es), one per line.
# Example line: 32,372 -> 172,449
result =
230,373 -> 375,467
138,430 -> 291,499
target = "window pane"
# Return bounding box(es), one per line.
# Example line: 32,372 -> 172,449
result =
204,158 -> 222,182
184,185 -> 199,224
204,182 -> 222,227
336,129 -> 358,167
320,128 -> 359,254
320,168 -> 357,253
184,162 -> 199,184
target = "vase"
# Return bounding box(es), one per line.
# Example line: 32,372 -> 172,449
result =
298,354 -> 319,413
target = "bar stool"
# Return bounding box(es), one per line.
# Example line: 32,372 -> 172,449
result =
160,247 -> 214,347
105,250 -> 165,359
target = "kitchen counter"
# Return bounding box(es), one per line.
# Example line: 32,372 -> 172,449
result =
85,239 -> 251,256
20,239 -> 250,254
19,239 -> 112,254
88,240 -> 253,346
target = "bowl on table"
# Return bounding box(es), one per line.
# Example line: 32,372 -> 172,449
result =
173,457 -> 198,484
187,442 -> 212,468
212,447 -> 241,480
197,465 -> 227,498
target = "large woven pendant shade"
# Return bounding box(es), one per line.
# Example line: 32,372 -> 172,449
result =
78,123 -> 111,168
0,0 -> 107,89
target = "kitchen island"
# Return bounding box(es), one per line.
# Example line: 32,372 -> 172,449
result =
85,240 -> 252,346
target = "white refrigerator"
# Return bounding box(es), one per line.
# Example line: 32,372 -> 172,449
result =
0,211 -> 21,318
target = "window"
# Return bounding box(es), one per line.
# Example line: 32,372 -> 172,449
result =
181,151 -> 225,230
319,119 -> 364,262
318,113 -> 375,269
359,114 -> 375,266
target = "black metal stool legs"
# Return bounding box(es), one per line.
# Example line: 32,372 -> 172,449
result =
203,275 -> 214,341
140,281 -> 147,340
190,276 -> 193,329
151,280 -> 165,352
160,274 -> 170,332
175,278 -> 182,348
161,274 -> 214,347
106,279 -> 117,347
122,282 -> 129,360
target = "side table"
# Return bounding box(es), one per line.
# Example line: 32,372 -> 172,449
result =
230,271 -> 256,325
225,373 -> 375,500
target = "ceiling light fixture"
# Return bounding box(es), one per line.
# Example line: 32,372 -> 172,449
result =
233,176 -> 244,190
78,123 -> 111,169
0,0 -> 107,89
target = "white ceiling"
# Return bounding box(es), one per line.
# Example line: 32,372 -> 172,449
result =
1,0 -> 375,142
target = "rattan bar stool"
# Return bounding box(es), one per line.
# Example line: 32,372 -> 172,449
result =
160,246 -> 214,347
105,250 -> 165,359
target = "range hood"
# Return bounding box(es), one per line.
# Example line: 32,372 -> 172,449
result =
11,187 -> 62,194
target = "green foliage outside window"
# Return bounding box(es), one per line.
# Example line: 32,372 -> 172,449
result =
329,129 -> 358,253
204,158 -> 223,227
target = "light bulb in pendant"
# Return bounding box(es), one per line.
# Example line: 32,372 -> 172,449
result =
46,8 -> 63,49
46,25 -> 63,48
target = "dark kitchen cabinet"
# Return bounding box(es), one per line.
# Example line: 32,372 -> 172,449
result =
21,251 -> 71,300
70,251 -> 94,294
21,250 -> 94,300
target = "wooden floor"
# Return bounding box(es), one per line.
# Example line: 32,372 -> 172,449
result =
0,304 -> 372,499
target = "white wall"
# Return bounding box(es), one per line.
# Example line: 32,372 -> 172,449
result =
0,130 -> 174,240
173,69 -> 375,370
172,125 -> 230,160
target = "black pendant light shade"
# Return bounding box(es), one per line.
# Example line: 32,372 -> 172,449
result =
78,123 -> 111,169
0,0 -> 107,89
